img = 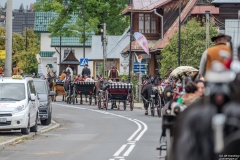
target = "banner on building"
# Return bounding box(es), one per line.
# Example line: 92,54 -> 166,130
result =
133,32 -> 149,55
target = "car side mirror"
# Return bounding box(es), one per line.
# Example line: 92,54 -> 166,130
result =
30,94 -> 36,101
49,91 -> 55,96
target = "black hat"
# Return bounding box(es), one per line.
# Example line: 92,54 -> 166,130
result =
85,64 -> 88,66
211,33 -> 231,42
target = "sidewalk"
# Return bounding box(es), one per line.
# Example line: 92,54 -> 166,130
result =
0,120 -> 60,150
134,102 -> 144,110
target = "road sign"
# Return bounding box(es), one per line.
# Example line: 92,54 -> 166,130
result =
134,62 -> 146,74
0,50 -> 6,59
80,58 -> 89,66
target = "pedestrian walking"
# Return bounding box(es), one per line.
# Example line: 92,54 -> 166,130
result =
199,33 -> 232,78
81,64 -> 91,77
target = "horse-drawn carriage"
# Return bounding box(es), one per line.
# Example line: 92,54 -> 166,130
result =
98,82 -> 134,110
69,81 -> 97,105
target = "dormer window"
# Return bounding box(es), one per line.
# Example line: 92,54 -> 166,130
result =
139,14 -> 156,33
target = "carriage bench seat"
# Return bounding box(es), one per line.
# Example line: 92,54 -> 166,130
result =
72,81 -> 96,95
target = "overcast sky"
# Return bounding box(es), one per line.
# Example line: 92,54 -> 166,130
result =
1,0 -> 36,9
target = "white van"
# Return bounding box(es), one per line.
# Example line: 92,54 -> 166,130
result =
0,75 -> 39,135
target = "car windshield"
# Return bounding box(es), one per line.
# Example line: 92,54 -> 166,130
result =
33,81 -> 47,94
0,83 -> 25,101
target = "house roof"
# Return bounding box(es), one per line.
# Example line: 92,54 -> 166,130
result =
39,51 -> 55,57
61,50 -> 79,65
34,12 -> 58,32
121,0 -> 171,14
212,0 -> 240,4
152,0 -> 198,50
191,6 -> 219,14
51,36 -> 92,47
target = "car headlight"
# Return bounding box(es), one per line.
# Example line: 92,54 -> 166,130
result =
13,105 -> 27,114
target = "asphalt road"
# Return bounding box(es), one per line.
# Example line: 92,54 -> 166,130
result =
0,101 -> 163,160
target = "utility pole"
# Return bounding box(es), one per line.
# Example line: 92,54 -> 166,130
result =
5,0 -> 13,77
178,0 -> 181,67
25,6 -> 28,51
205,11 -> 210,49
128,0 -> 133,83
83,0 -> 86,58
102,23 -> 107,78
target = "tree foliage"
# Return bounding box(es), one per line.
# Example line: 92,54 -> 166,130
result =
160,18 -> 218,77
34,0 -> 129,39
0,28 -> 40,74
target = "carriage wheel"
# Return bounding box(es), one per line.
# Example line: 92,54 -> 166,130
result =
89,95 -> 92,105
94,94 -> 97,105
97,94 -> 101,110
104,90 -> 108,110
123,101 -> 126,110
72,87 -> 76,105
151,99 -> 155,117
130,93 -> 134,111
157,96 -> 162,117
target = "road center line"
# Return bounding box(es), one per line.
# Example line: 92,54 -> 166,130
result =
113,145 -> 127,157
123,145 -> 135,157
54,103 -> 148,159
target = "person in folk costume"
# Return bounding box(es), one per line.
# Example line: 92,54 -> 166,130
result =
199,33 -> 232,78
13,65 -> 19,75
66,64 -> 73,77
108,66 -> 119,82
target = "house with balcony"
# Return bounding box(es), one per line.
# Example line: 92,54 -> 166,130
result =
121,0 -> 219,76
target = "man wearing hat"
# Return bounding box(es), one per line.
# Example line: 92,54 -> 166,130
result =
199,33 -> 232,77
81,64 -> 91,77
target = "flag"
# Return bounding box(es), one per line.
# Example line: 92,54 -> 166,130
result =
133,32 -> 149,55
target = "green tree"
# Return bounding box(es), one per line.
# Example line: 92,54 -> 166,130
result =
0,27 -> 40,74
34,0 -> 129,39
160,19 -> 218,77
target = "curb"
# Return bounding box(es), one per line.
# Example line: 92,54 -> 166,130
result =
0,120 -> 60,150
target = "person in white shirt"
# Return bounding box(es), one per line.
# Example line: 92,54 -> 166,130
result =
85,75 -> 95,82
66,64 -> 73,77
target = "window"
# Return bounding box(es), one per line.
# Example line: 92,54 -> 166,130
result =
138,14 -> 156,34
0,83 -> 26,101
95,61 -> 103,77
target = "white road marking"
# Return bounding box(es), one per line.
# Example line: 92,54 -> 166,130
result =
134,119 -> 148,141
54,103 -> 148,159
113,145 -> 127,157
123,145 -> 135,156
127,120 -> 142,141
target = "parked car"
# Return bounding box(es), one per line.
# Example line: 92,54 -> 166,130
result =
0,75 -> 39,135
33,79 -> 54,125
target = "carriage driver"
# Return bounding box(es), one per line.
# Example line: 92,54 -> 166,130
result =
81,64 -> 91,77
108,66 -> 119,82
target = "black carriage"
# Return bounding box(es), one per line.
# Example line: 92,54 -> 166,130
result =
70,81 -> 97,105
99,82 -> 134,110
